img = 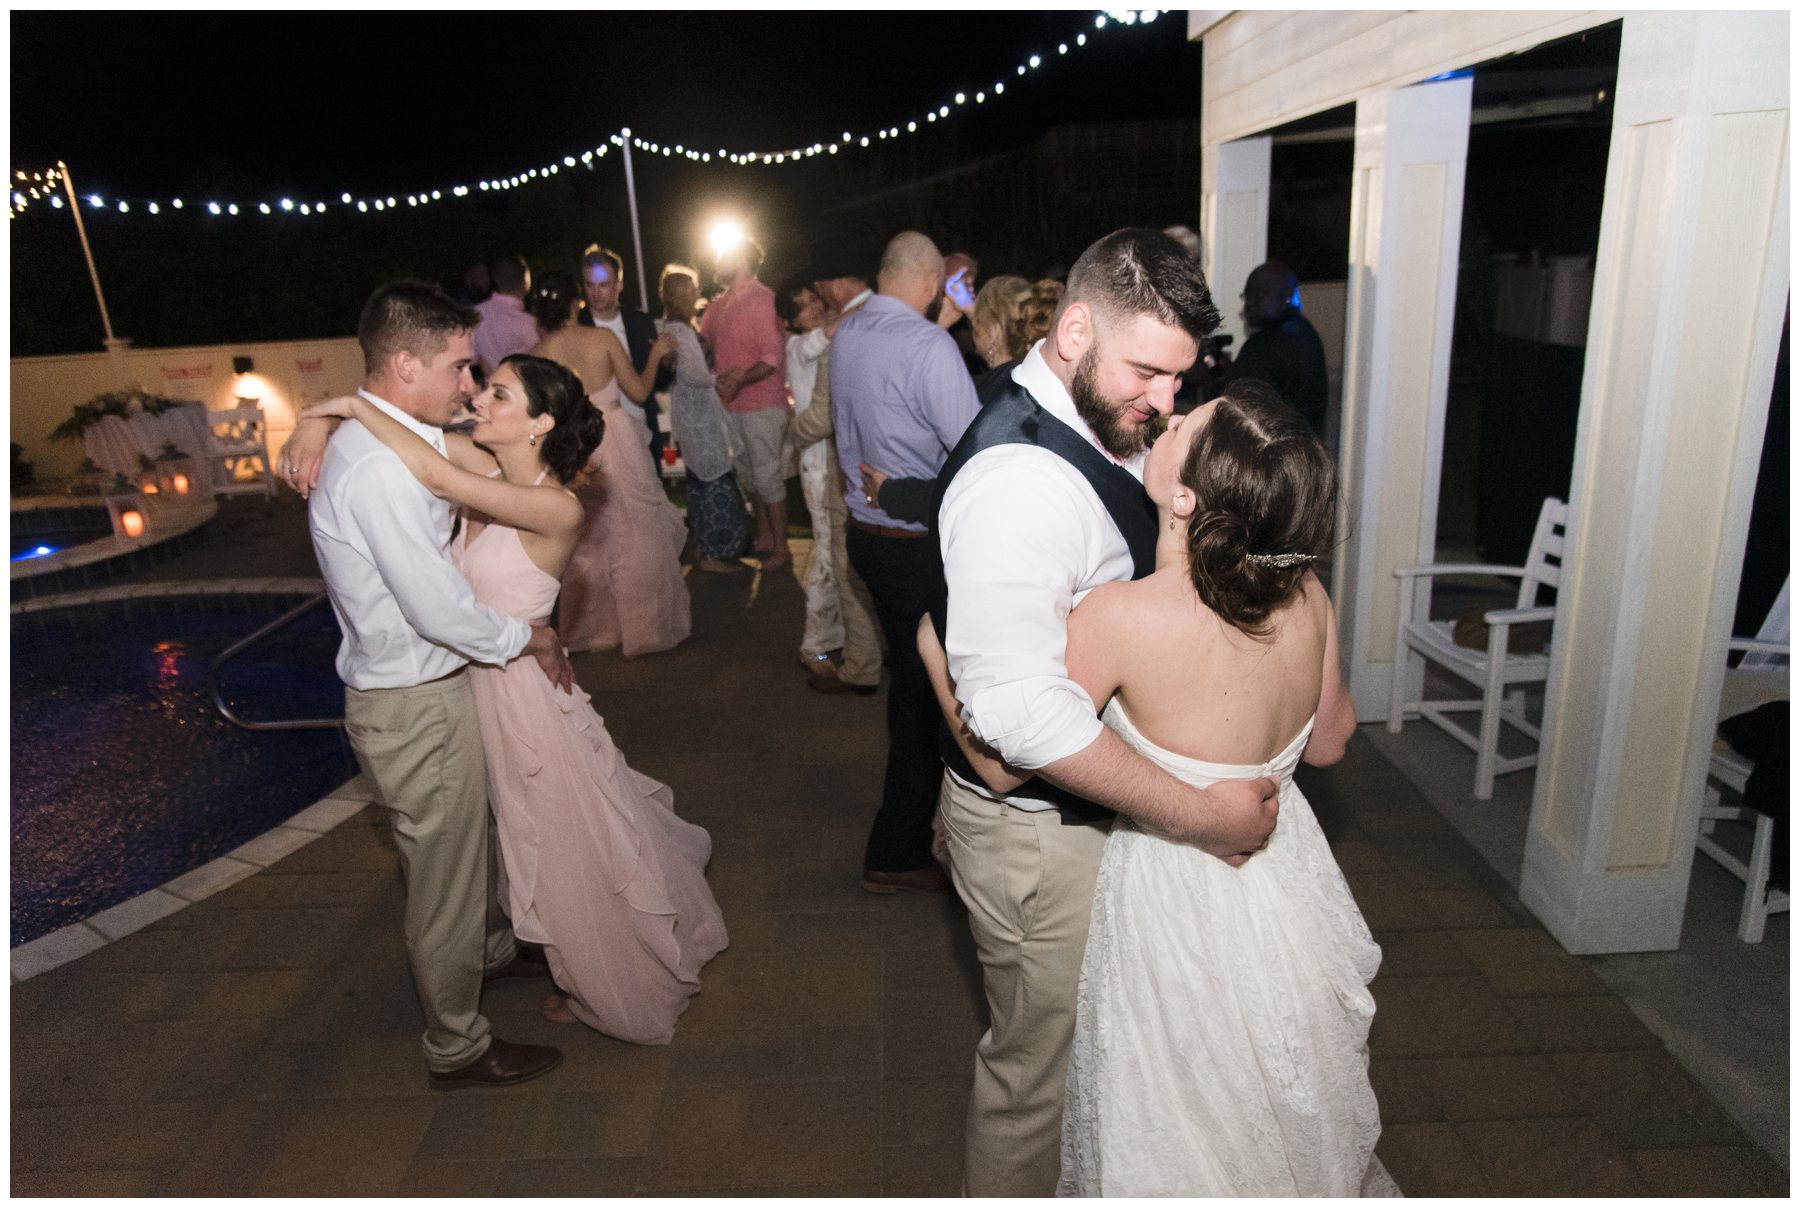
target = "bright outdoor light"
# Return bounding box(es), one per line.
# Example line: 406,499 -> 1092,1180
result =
708,219 -> 747,259
280,198 -> 293,211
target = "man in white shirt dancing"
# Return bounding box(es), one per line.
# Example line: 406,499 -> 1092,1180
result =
306,281 -> 570,1090
934,230 -> 1281,1194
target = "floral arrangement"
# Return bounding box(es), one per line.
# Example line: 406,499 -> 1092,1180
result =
49,390 -> 188,442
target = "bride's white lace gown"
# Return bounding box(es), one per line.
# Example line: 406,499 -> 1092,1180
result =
1059,700 -> 1398,1197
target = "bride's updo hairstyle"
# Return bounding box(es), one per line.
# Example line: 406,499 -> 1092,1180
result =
1181,378 -> 1336,637
499,353 -> 602,484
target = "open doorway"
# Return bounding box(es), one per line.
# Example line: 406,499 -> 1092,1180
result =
1264,104 -> 1355,451
1440,22 -> 1622,563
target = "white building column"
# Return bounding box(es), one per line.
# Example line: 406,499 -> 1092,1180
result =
1200,134 -> 1269,351
1519,11 -> 1789,953
1333,76 -> 1472,716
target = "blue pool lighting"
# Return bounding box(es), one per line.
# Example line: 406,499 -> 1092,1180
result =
12,545 -> 59,561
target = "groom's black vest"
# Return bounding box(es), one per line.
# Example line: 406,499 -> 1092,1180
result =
928,371 -> 1160,824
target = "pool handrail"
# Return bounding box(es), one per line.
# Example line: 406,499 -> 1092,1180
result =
209,591 -> 346,731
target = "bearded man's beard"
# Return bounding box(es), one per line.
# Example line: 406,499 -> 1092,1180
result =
1071,346 -> 1153,459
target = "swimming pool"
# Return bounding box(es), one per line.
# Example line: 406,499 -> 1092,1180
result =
10,502 -> 114,560
11,595 -> 356,946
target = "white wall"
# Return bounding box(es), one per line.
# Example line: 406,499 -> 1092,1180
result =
12,337 -> 363,481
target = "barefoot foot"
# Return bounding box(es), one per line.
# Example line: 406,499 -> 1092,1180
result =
540,993 -> 579,1024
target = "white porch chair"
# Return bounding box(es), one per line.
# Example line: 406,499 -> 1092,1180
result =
1388,496 -> 1567,799
206,402 -> 277,498
1696,578 -> 1789,942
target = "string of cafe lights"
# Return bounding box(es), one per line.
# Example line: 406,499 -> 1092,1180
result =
11,10 -> 1166,223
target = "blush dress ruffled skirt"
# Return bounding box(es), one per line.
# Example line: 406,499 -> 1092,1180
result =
455,515 -> 726,1044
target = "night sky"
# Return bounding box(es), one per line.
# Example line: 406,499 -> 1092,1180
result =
13,10 -> 1195,203
11,10 -> 1202,354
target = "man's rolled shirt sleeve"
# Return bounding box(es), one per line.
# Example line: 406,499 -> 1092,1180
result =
347,462 -> 530,665
940,448 -> 1106,770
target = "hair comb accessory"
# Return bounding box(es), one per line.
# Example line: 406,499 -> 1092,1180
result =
1245,552 -> 1316,569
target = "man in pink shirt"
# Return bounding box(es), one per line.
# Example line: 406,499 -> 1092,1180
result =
702,237 -> 792,569
472,254 -> 541,377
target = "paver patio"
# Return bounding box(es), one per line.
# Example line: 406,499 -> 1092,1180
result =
9,501 -> 1787,1195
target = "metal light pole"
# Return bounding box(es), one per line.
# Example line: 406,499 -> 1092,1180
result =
619,130 -> 650,313
57,160 -> 132,385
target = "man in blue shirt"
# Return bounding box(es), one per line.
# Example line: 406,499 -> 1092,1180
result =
832,231 -> 982,892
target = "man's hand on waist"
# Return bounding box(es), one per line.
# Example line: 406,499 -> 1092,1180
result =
1038,726 -> 1279,866
523,624 -> 575,694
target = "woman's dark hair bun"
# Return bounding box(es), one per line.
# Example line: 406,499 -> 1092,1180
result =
1180,378 -> 1336,637
500,353 -> 602,483
531,269 -> 578,333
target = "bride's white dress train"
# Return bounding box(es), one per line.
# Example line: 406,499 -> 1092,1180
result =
1059,700 -> 1399,1197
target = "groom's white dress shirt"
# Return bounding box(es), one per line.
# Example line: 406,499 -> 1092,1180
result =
937,343 -> 1145,812
310,389 -> 529,690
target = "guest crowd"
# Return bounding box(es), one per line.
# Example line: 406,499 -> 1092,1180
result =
279,219 -> 1378,1196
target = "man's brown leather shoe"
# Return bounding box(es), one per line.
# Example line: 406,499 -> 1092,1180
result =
862,864 -> 954,895
428,1037 -> 562,1091
808,669 -> 878,697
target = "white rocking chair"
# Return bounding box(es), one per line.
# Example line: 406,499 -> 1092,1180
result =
206,402 -> 277,498
1696,578 -> 1789,942
1388,497 -> 1567,799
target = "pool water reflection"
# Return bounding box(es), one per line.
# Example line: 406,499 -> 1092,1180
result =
11,602 -> 356,945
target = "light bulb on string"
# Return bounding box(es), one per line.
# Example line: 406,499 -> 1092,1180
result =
1077,33 -> 1086,45
228,204 -> 239,214
259,202 -> 271,214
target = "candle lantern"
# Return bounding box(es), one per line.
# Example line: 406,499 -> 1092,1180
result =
135,452 -> 161,495
104,475 -> 152,541
153,440 -> 199,496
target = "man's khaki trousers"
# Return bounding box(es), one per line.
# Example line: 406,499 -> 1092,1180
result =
938,771 -> 1108,1197
344,671 -> 515,1072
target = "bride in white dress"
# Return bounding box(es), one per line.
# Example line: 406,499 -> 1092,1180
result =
936,380 -> 1393,1196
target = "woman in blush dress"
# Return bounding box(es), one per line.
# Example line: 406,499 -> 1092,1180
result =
922,380 -> 1394,1196
531,269 -> 691,657
301,355 -> 727,1045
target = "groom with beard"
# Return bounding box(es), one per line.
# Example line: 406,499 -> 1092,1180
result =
929,229 -> 1282,1195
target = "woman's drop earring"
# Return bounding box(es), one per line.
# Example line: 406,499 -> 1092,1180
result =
529,432 -> 538,447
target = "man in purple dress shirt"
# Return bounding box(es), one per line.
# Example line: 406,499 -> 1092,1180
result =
832,231 -> 982,893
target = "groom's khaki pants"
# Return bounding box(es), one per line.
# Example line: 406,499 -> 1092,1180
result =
344,671 -> 515,1073
939,771 -> 1108,1197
